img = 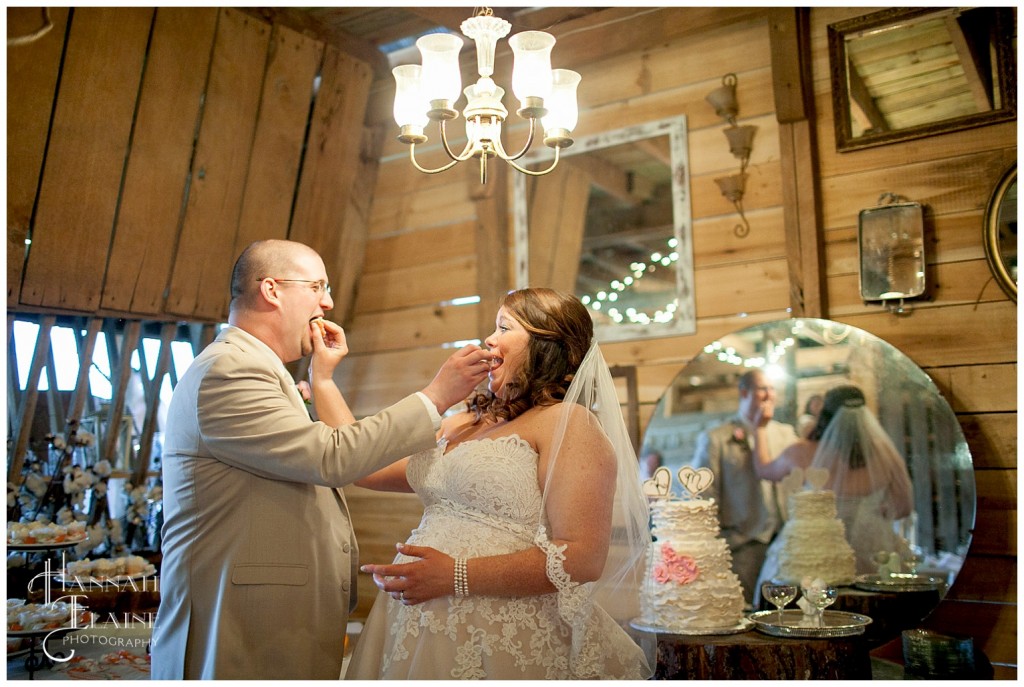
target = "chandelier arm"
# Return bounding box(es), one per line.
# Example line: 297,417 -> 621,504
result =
496,118 -> 538,162
408,144 -> 461,175
439,119 -> 478,162
504,145 -> 562,176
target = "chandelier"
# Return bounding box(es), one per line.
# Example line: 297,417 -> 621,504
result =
391,8 -> 581,184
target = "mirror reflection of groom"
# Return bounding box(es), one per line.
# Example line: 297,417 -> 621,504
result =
692,369 -> 798,609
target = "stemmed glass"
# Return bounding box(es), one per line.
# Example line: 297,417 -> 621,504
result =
800,583 -> 837,628
761,582 -> 798,625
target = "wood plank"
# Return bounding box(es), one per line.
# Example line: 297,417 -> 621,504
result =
288,43 -> 374,324
164,8 -> 271,321
7,7 -> 68,308
779,119 -> 826,317
692,207 -> 788,267
362,221 -> 477,274
346,303 -> 481,354
947,554 -> 1016,604
331,125 -> 387,325
958,413 -> 1017,469
235,23 -> 324,247
101,7 -> 219,316
353,256 -> 477,314
527,165 -> 590,292
469,163 -> 512,335
819,148 -> 1016,229
922,599 -> 1017,670
927,364 -> 1017,414
825,210 -> 991,277
837,302 -> 1015,368
133,323 -> 176,482
826,259 -> 1012,315
19,7 -> 154,312
694,258 -> 792,318
8,316 -> 55,482
368,169 -> 476,235
101,321 -> 140,466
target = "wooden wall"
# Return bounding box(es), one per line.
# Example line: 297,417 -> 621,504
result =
341,7 -> 1016,678
7,6 -> 378,324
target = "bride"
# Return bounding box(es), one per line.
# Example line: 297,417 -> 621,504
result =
344,288 -> 653,680
752,384 -> 914,582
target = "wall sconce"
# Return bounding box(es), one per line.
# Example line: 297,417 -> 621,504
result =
706,73 -> 757,238
858,192 -> 926,315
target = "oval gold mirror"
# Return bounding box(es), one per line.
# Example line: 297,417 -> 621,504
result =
983,163 -> 1017,303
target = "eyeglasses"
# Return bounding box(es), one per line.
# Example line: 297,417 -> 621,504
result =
257,278 -> 331,295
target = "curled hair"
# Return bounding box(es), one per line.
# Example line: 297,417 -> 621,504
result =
809,384 -> 867,468
469,288 -> 593,423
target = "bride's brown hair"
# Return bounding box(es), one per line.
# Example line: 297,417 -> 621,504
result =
469,288 -> 593,423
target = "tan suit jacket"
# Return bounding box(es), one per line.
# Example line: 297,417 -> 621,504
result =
150,326 -> 436,679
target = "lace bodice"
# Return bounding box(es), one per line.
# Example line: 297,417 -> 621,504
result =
405,435 -> 543,558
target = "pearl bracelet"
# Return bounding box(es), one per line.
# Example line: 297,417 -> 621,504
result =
454,557 -> 468,597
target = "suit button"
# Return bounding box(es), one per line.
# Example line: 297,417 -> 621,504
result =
342,543 -> 350,554
341,580 -> 350,592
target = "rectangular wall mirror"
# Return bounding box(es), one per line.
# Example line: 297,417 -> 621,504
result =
828,7 -> 1016,152
858,201 -> 926,301
514,116 -> 696,342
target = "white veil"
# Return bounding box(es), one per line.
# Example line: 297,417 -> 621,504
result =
536,341 -> 656,678
811,396 -> 915,571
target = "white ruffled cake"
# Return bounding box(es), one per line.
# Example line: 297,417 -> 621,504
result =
638,481 -> 746,633
774,489 -> 856,586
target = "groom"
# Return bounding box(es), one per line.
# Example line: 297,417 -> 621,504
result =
151,240 -> 491,679
691,369 -> 798,607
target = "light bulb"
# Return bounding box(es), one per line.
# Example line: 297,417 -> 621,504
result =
542,69 -> 581,136
392,65 -> 428,129
508,31 -> 555,103
417,33 -> 464,105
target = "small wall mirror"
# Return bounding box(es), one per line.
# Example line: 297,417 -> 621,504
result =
828,7 -> 1017,152
514,116 -> 696,342
858,199 -> 926,301
984,163 -> 1017,302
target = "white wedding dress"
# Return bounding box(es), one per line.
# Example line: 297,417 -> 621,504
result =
344,435 -> 649,680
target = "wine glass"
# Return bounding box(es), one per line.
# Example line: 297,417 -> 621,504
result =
801,583 -> 837,627
761,582 -> 798,625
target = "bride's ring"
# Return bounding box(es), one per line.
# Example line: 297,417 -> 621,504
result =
399,591 -> 404,601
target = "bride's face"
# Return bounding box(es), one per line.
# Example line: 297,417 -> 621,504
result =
483,307 -> 531,396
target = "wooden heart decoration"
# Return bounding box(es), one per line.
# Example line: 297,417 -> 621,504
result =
806,466 -> 830,490
642,466 -> 672,498
677,466 -> 715,498
781,467 -> 805,495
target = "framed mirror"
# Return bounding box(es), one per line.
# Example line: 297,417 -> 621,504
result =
983,163 -> 1017,303
640,318 -> 974,635
828,7 -> 1016,152
858,200 -> 925,301
514,116 -> 696,342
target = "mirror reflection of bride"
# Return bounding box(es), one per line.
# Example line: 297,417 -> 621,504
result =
752,384 -> 915,586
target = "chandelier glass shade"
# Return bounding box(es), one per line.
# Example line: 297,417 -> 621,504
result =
391,9 -> 580,183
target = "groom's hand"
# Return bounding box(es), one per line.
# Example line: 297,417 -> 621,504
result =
361,543 -> 456,606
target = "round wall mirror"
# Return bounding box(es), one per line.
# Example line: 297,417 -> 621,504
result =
984,162 -> 1017,302
640,318 -> 975,636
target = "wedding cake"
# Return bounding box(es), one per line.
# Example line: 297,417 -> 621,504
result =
773,489 -> 856,586
636,467 -> 746,633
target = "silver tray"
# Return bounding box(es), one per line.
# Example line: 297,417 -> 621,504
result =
853,573 -> 942,593
630,617 -> 752,636
749,609 -> 872,638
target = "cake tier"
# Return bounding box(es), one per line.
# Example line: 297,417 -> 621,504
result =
788,490 -> 838,519
650,498 -> 720,539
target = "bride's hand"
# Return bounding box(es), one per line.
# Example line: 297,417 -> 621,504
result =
361,543 -> 456,606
